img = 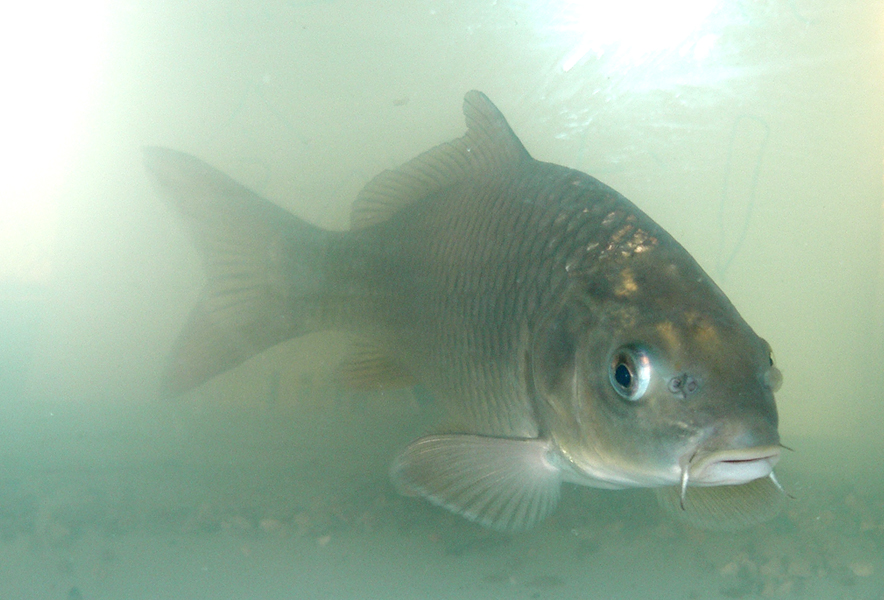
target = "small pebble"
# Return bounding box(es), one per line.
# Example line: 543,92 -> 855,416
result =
221,515 -> 252,532
849,562 -> 874,577
259,518 -> 283,533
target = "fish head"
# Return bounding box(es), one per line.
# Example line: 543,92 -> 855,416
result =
531,255 -> 782,491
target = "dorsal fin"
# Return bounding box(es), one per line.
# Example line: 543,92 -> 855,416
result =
351,90 -> 531,230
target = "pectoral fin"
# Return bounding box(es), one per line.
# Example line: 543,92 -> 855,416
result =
654,475 -> 787,531
390,435 -> 562,532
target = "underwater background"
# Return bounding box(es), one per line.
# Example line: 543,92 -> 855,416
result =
1,1 -> 882,598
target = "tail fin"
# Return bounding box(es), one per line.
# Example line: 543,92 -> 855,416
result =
143,147 -> 330,397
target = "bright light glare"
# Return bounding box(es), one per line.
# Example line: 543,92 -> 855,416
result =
0,2 -> 109,285
557,0 -> 720,71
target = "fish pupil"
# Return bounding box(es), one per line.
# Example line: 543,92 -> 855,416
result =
614,363 -> 633,388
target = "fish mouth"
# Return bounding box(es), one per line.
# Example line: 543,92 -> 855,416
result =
685,446 -> 781,487
674,445 -> 783,511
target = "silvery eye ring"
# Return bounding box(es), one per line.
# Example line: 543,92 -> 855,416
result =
609,346 -> 651,401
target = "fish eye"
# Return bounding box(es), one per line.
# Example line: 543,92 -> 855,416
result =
761,341 -> 782,391
765,366 -> 783,392
760,339 -> 776,367
608,346 -> 651,401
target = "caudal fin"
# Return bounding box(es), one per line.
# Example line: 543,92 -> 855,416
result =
143,147 -> 330,397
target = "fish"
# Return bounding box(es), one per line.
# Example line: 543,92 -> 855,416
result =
143,91 -> 786,532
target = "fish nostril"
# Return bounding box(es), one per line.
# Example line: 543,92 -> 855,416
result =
668,373 -> 699,398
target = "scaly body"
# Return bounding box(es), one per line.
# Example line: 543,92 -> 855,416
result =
145,91 -> 785,531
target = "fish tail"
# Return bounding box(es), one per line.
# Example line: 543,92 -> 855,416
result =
143,147 -> 332,397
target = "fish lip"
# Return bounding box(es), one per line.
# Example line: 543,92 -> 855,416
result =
686,446 -> 781,486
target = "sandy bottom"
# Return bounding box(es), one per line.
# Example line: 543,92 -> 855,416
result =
0,458 -> 882,600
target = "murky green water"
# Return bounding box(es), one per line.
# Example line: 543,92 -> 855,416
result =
1,1 -> 882,598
